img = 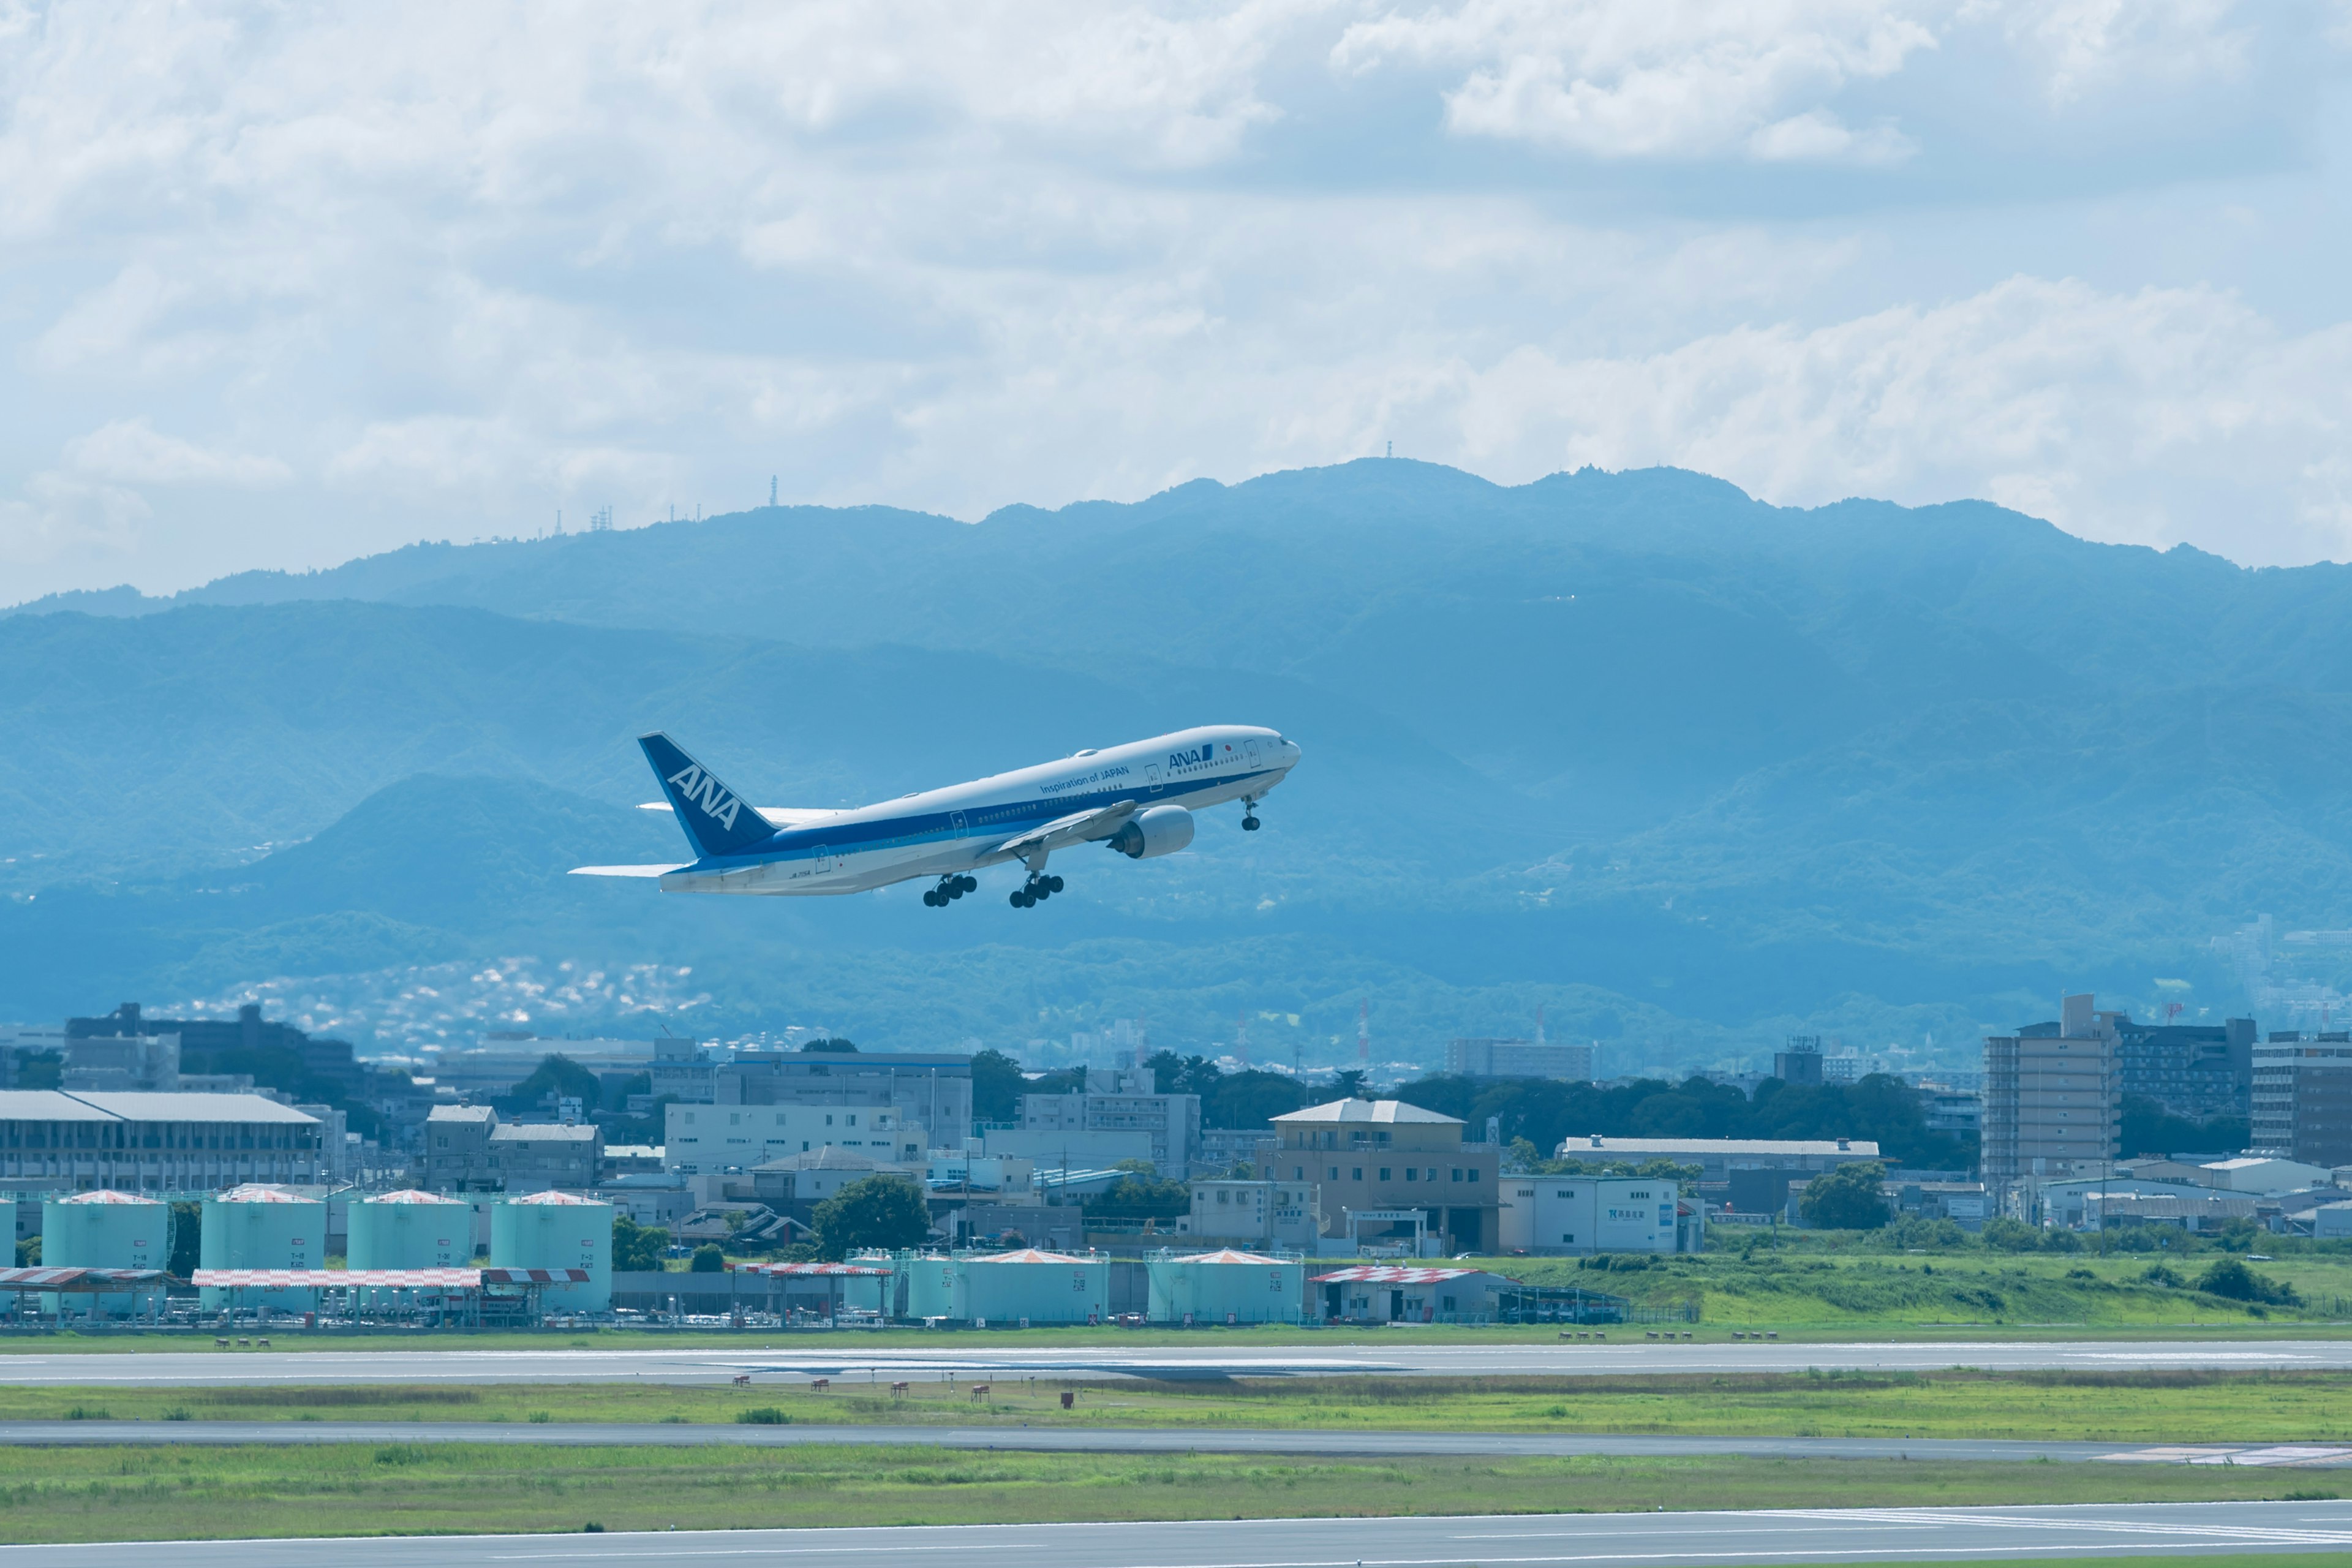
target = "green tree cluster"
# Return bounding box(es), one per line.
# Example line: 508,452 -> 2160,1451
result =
611,1215 -> 668,1272
2120,1095 -> 2249,1158
810,1175 -> 932,1259
1796,1160 -> 1891,1230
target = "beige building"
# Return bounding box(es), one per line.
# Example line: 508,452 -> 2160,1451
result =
1268,1099 -> 1498,1253
1181,1177 -> 1322,1250
1983,993 -> 2120,1202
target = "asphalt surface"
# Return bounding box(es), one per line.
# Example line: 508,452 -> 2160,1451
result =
7,1501 -> 2351,1566
9,1336 -> 2352,1387
4,1418 -> 2350,1469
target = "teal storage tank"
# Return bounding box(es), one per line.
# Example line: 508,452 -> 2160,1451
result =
490,1191 -> 611,1311
901,1253 -> 965,1321
349,1189 -> 470,1306
200,1185 -> 328,1313
41,1190 -> 168,1318
1146,1248 -> 1304,1324
964,1248 -> 1107,1325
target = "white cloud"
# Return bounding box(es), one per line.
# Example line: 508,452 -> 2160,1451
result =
0,1 -> 2346,599
63,419 -> 292,488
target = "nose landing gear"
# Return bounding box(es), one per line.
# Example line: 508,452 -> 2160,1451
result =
1241,797 -> 1261,832
1009,873 -> 1065,909
924,874 -> 977,908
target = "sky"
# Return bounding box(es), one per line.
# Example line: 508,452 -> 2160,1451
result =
2,0 -> 2350,600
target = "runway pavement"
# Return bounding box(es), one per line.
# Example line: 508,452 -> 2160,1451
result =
4,1417 -> 2350,1468
7,1336 -> 2352,1387
6,1500 -> 2351,1566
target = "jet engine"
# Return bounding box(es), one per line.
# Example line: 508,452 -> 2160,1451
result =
1105,805 -> 1194,859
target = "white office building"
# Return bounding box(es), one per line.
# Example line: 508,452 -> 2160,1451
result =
665,1102 -> 925,1173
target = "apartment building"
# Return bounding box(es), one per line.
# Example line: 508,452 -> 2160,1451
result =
1983,993 -> 2120,1200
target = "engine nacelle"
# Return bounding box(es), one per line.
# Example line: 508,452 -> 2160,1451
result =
1106,804 -> 1194,859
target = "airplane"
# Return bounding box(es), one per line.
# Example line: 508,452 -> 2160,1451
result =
571,725 -> 1302,908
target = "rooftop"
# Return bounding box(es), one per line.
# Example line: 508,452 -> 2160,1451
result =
1273,1098 -> 1461,1126
426,1105 -> 497,1124
0,1090 -> 316,1123
1556,1135 -> 1880,1158
489,1123 -> 598,1142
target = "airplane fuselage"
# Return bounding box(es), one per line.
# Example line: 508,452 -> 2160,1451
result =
657,725 -> 1297,895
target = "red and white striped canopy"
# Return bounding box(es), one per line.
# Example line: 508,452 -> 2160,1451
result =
737,1262 -> 892,1276
194,1268 -> 478,1287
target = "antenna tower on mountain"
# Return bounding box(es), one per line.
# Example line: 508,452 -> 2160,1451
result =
770,475 -> 778,507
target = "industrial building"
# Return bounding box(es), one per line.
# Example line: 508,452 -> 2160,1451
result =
1270,1098 -> 1499,1253
1016,1067 -> 1201,1178
713,1051 -> 975,1148
200,1185 -> 327,1313
0,1090 -> 327,1192
2252,1033 -> 2352,1166
1179,1177 -> 1321,1250
663,1101 -> 924,1174
1311,1263 -> 1517,1324
901,1247 -> 1110,1324
1773,1037 -> 1825,1085
491,1189 -> 612,1311
1444,1038 -> 1594,1081
421,1104 -> 603,1192
1146,1248 -> 1305,1324
1549,1133 -> 1880,1185
1983,993 -> 2121,1201
1496,1176 -> 1687,1255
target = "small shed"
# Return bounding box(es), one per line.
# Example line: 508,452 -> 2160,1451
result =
1311,1264 -> 1520,1324
1145,1248 -> 1304,1324
736,1260 -> 894,1321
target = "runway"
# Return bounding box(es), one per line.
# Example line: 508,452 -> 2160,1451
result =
4,1417 -> 2349,1468
7,1336 -> 2351,1387
6,1500 -> 2351,1566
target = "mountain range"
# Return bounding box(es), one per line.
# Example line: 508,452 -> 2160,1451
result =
8,459 -> 2346,1070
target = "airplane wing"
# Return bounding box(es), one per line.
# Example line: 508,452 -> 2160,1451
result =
638,801 -> 839,826
570,864 -> 692,878
995,800 -> 1140,862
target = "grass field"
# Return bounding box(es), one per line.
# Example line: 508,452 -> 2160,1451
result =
13,1368 -> 2352,1444
0,1442 -> 2339,1544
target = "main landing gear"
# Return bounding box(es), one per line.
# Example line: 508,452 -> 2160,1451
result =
1009,873 -> 1064,909
1242,797 -> 1262,832
923,875 -> 976,908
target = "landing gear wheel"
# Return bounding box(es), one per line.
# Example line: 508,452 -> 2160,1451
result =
923,889 -> 943,907
1242,814 -> 1261,832
1010,889 -> 1031,908
1046,875 -> 1065,894
956,875 -> 977,894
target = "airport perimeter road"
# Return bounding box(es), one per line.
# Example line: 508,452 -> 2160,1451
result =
6,1501 -> 2351,1567
5,1419 -> 2350,1468
8,1336 -> 2352,1387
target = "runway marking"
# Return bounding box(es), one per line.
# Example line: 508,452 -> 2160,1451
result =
1774,1507 -> 2352,1545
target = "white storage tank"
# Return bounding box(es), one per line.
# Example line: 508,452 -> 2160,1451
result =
1147,1248 -> 1304,1325
965,1247 -> 1108,1325
349,1189 -> 470,1306
41,1190 -> 168,1318
490,1190 -> 612,1311
200,1185 -> 327,1313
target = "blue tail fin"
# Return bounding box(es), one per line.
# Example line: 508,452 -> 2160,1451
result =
638,733 -> 777,859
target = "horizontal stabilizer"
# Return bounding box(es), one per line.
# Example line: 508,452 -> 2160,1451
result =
570,864 -> 690,878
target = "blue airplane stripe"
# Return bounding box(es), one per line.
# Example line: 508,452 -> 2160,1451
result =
686,767 -> 1284,870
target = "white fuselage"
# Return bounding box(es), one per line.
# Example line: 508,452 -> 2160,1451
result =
658,725 -> 1298,895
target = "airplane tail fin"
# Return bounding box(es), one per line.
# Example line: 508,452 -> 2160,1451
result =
638,733 -> 777,859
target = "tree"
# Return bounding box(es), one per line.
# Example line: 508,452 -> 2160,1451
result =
612,1215 -> 668,1272
2121,1095 -> 2248,1159
509,1054 -> 601,1112
690,1243 -> 727,1272
2196,1259 -> 2299,1305
1798,1160 -> 1890,1231
970,1049 -> 1028,1122
801,1037 -> 858,1054
1325,1069 -> 1369,1100
1204,1069 -> 1310,1129
810,1175 -> 932,1259
168,1200 -> 202,1278
1085,1170 -> 1190,1222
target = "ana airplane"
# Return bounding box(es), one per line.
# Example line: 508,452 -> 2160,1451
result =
572,725 -> 1301,909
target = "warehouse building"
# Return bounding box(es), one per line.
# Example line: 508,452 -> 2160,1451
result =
0,1090 -> 326,1192
1550,1133 -> 1880,1185
1497,1175 -> 1687,1255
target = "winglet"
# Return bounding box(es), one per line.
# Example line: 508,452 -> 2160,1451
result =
638,733 -> 778,859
